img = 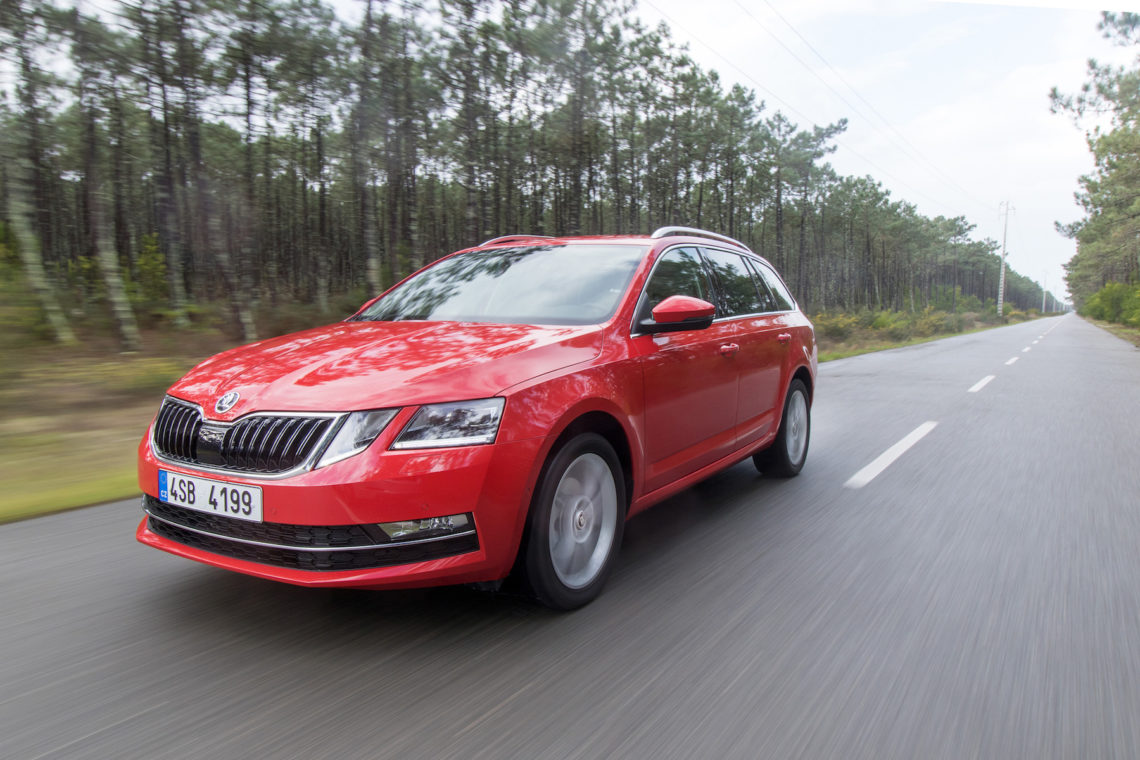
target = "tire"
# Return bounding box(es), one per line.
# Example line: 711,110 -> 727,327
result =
522,433 -> 626,610
753,378 -> 810,478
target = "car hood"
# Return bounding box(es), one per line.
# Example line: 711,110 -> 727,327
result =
167,321 -> 604,420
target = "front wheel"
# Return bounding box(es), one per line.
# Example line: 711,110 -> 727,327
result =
523,433 -> 626,610
753,378 -> 810,478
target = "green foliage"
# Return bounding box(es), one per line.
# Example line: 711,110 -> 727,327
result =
813,313 -> 859,341
126,234 -> 170,327
0,223 -> 18,267
1055,13 -> 1140,307
814,308 -> 990,348
0,236 -> 54,348
1082,281 -> 1140,325
914,307 -> 946,337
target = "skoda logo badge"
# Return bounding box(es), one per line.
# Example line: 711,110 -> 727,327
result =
215,391 -> 240,414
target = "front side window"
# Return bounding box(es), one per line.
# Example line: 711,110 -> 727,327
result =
354,244 -> 647,325
635,247 -> 712,324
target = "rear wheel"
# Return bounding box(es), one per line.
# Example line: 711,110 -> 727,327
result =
753,378 -> 810,478
523,433 -> 625,610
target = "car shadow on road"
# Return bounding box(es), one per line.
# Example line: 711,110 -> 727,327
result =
141,459 -> 791,639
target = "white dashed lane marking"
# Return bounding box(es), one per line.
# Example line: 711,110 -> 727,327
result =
844,317 -> 1064,491
844,422 -> 939,490
968,375 -> 995,393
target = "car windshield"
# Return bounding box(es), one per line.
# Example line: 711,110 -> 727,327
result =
353,244 -> 647,325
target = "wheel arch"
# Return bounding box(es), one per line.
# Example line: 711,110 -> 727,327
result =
792,365 -> 814,404
545,411 -> 634,513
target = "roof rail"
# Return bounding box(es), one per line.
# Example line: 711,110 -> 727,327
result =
650,226 -> 750,252
478,234 -> 556,247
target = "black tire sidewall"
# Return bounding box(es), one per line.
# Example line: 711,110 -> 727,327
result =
756,378 -> 810,477
523,433 -> 626,610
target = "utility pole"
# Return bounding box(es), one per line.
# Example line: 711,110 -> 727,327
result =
1042,273 -> 1047,313
997,201 -> 1013,316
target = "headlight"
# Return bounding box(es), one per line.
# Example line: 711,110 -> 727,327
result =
315,409 -> 398,468
391,398 -> 505,449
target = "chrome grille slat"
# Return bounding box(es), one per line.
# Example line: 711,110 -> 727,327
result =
277,420 -> 310,467
233,417 -> 256,469
250,418 -> 276,470
294,420 -> 325,460
267,419 -> 294,472
257,418 -> 286,471
151,398 -> 337,476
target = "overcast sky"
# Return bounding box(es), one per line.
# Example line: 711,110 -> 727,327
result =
632,0 -> 1137,302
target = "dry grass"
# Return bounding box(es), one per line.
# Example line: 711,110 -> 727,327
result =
0,333 -> 229,523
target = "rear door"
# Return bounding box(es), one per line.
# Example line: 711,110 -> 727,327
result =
701,248 -> 789,450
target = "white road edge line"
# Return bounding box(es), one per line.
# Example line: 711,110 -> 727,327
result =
844,421 -> 939,490
968,375 -> 995,393
1006,357 -> 1019,365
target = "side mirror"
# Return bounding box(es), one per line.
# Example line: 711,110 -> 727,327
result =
639,295 -> 716,334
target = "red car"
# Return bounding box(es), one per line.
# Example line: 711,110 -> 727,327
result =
137,227 -> 816,609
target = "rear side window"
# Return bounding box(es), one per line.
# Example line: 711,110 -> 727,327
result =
741,258 -> 779,313
753,261 -> 796,311
637,247 -> 713,323
701,248 -> 764,317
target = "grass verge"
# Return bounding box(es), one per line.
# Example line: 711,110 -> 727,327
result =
0,337 -> 214,524
817,322 -> 1009,362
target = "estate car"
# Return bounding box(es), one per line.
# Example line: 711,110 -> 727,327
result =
137,227 -> 817,608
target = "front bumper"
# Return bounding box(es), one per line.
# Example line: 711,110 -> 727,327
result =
136,426 -> 545,589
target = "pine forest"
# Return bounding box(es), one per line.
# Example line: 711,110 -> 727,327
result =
1,0 -> 1058,350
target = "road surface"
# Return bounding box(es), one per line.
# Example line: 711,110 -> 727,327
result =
2,314 -> 1139,759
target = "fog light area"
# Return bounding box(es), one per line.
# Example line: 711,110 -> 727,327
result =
378,513 -> 473,541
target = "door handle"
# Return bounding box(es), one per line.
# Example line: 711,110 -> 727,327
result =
776,333 -> 792,345
719,343 -> 740,357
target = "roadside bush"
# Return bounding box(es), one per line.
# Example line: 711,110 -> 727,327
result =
1082,281 -> 1140,326
814,312 -> 859,341
885,321 -> 912,341
914,308 -> 945,338
871,311 -> 897,330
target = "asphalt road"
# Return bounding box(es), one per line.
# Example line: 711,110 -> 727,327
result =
3,314 -> 1139,759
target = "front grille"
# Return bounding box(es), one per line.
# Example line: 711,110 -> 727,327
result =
144,496 -> 480,571
153,399 -> 202,461
153,398 -> 336,474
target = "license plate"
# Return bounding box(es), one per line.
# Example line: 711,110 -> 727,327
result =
158,470 -> 263,523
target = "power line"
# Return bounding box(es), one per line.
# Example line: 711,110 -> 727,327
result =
752,0 -> 995,217
639,0 -> 976,215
